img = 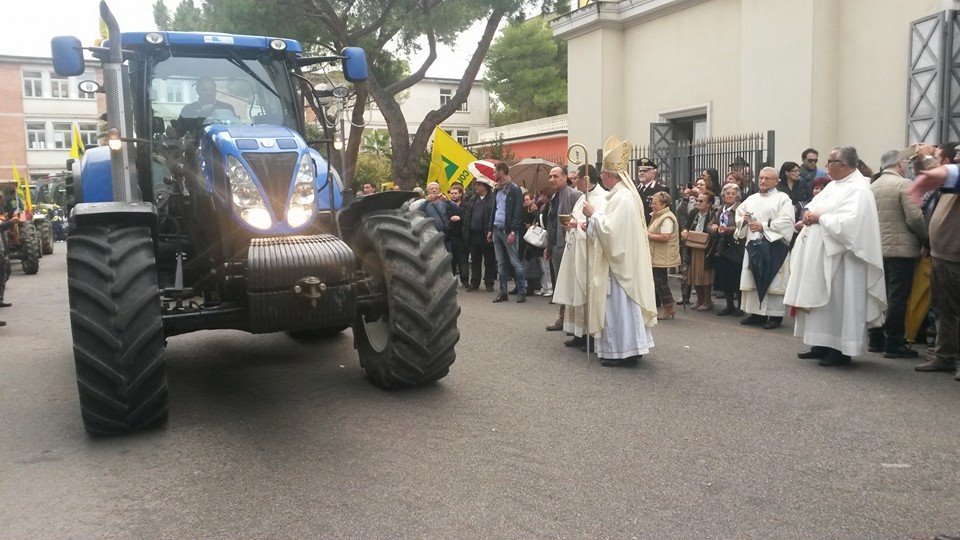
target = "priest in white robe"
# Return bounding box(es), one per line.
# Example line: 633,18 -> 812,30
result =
784,146 -> 886,366
577,136 -> 658,367
553,164 -> 607,348
735,167 -> 797,329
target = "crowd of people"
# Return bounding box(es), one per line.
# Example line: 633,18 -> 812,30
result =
408,138 -> 959,376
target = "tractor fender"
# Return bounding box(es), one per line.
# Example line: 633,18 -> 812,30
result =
76,146 -> 113,203
337,191 -> 418,243
71,201 -> 158,238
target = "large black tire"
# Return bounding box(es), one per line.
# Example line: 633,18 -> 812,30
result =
67,224 -> 168,435
351,210 -> 460,388
38,220 -> 53,255
19,221 -> 39,274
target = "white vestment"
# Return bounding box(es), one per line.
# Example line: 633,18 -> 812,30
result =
784,170 -> 886,356
553,184 -> 608,336
585,182 -> 658,358
735,189 -> 796,316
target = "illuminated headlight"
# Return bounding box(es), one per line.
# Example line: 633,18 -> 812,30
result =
287,204 -> 313,228
241,208 -> 272,230
286,156 -> 316,227
269,39 -> 287,51
227,155 -> 271,229
145,32 -> 165,44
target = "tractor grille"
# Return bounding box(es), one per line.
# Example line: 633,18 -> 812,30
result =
242,152 -> 299,222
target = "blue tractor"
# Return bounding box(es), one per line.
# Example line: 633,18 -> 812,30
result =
51,1 -> 460,435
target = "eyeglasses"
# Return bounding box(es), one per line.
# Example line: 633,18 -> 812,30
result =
826,159 -> 843,165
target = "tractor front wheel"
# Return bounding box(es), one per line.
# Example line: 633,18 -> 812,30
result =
67,223 -> 168,435
351,210 -> 460,388
19,221 -> 39,274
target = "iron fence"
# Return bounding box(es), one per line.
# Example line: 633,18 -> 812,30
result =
626,130 -> 775,199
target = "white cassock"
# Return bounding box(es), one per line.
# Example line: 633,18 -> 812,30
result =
585,182 -> 658,359
734,189 -> 796,316
784,170 -> 886,356
553,184 -> 608,337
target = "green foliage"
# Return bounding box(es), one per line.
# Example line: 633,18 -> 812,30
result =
168,0 -> 208,31
362,130 -> 391,157
153,0 -> 171,30
484,16 -> 566,126
353,152 -> 393,190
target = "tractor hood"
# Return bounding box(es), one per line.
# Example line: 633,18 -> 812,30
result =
199,124 -> 342,234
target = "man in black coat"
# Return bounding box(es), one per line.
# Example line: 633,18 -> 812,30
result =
487,162 -> 527,303
0,215 -> 19,327
464,176 -> 496,292
636,157 -> 669,224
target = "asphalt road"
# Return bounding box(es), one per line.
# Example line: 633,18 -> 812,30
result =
1,248 -> 958,538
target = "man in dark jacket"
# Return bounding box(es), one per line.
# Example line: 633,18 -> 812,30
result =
545,166 -> 582,329
0,216 -> 19,327
487,162 -> 527,303
465,175 -> 496,292
446,183 -> 469,287
636,158 -> 669,223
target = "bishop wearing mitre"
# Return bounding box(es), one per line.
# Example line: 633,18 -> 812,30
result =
578,136 -> 659,367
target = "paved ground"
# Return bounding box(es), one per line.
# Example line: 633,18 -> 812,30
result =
1,248 -> 958,538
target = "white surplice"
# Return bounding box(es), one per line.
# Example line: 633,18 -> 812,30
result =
784,170 -> 886,356
585,182 -> 658,358
553,184 -> 608,336
735,189 -> 796,316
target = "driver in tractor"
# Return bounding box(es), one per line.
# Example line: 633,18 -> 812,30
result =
180,77 -> 235,119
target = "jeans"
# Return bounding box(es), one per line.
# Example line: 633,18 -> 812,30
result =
493,227 -> 525,294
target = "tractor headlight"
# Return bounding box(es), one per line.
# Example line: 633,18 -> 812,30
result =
287,156 -> 316,227
227,155 -> 271,229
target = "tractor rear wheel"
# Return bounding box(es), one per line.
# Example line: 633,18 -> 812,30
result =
67,223 -> 168,435
39,220 -> 54,255
351,210 -> 460,388
19,221 -> 39,274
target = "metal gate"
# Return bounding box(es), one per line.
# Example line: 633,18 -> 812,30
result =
629,130 -> 775,199
907,10 -> 960,144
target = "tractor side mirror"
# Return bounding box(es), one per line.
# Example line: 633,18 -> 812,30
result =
51,36 -> 86,76
341,47 -> 367,83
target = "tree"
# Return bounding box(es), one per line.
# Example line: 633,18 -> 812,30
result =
155,0 -> 524,188
484,15 -> 566,127
353,152 -> 393,190
361,129 -> 391,157
152,0 -> 171,30
473,134 -> 516,163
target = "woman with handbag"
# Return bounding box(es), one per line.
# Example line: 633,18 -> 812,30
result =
521,192 -> 546,293
709,184 -> 744,316
681,191 -> 717,311
647,191 -> 681,320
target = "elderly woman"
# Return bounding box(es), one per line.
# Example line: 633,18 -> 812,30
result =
647,191 -> 681,320
709,183 -> 744,315
726,170 -> 753,200
681,190 -> 717,310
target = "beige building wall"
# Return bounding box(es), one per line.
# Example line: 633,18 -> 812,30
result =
556,0 -> 946,172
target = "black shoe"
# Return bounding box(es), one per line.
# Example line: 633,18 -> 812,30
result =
818,350 -> 852,367
601,356 -> 640,367
763,317 -> 782,330
485,285 -> 494,292
798,346 -> 829,359
733,308 -> 744,316
740,314 -> 765,326
492,294 -> 509,303
564,336 -> 585,348
466,285 -> 479,291
883,345 -> 919,358
516,294 -> 526,303
716,305 -> 736,316
509,288 -> 518,295
580,340 -> 596,353
676,298 -> 689,306
0,302 -> 10,308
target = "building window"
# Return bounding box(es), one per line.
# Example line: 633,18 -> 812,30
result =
166,81 -> 184,103
52,122 -> 73,149
50,75 -> 70,99
79,123 -> 98,146
439,88 -> 468,112
26,122 -> 47,149
456,130 -> 469,146
23,70 -> 43,98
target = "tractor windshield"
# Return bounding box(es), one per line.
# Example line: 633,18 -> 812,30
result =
147,52 -> 299,131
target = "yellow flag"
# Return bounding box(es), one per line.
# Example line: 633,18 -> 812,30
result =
12,161 -> 30,212
427,126 -> 477,193
70,122 -> 85,160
